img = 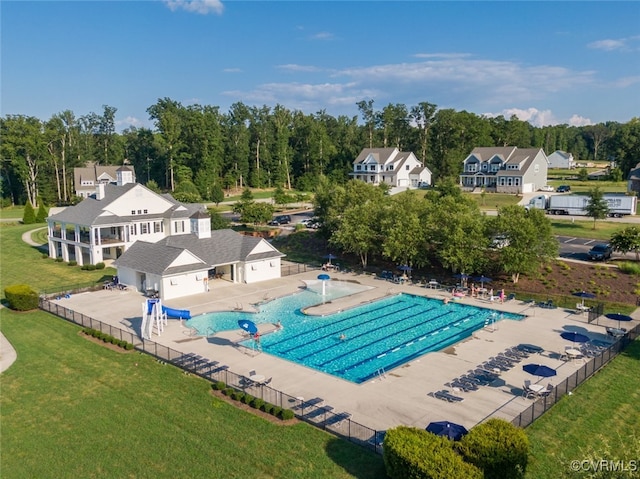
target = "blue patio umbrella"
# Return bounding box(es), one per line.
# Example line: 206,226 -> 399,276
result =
238,319 -> 258,335
323,253 -> 338,264
474,275 -> 492,289
560,331 -> 590,343
426,421 -> 469,441
317,273 -> 331,296
572,291 -> 596,306
523,364 -> 557,378
605,313 -> 633,329
453,273 -> 470,286
397,264 -> 412,272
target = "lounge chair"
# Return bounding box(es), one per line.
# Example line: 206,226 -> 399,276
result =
522,380 -> 536,399
429,390 -> 464,402
540,383 -> 554,397
506,293 -> 516,301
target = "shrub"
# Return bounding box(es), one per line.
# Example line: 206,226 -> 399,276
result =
95,262 -> 105,270
41,253 -> 49,259
222,388 -> 234,397
383,426 -> 483,479
231,391 -> 245,402
55,257 -> 64,263
279,409 -> 294,420
212,381 -> 226,391
22,202 -> 36,224
618,262 -> 640,275
68,260 -> 77,266
250,398 -> 265,410
124,342 -> 134,350
262,404 -> 274,415
84,264 -> 96,271
241,394 -> 254,405
271,406 -> 283,418
455,418 -> 529,479
4,284 -> 39,311
36,202 -> 48,222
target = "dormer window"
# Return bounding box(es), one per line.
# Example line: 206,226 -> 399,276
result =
356,165 -> 361,171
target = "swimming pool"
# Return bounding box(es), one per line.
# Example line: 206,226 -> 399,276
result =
186,284 -> 525,384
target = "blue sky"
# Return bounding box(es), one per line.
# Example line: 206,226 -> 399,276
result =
2,1 -> 639,130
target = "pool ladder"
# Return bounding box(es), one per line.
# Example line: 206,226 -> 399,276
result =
376,368 -> 387,380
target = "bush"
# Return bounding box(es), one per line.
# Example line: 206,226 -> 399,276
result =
383,426 -> 483,479
124,342 -> 134,351
22,202 -> 36,224
262,404 -> 274,414
55,257 -> 64,263
271,406 -> 283,418
68,260 -> 77,266
279,409 -> 295,420
231,391 -> 245,402
222,388 -> 234,397
81,264 -> 97,271
241,394 -> 254,405
250,398 -> 265,410
212,381 -> 226,391
455,419 -> 529,479
4,284 -> 39,311
95,262 -> 105,270
618,262 -> 640,275
41,253 -> 49,259
36,202 -> 48,222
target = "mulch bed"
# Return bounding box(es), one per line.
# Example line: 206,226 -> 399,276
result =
78,331 -> 134,353
209,389 -> 299,426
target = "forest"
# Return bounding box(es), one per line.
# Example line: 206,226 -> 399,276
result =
1,98 -> 639,207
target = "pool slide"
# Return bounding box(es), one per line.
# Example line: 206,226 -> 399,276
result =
146,300 -> 191,320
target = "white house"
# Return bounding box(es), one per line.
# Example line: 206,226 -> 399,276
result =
547,150 -> 575,169
47,183 -> 285,300
74,164 -> 136,198
349,148 -> 432,188
459,147 -> 549,194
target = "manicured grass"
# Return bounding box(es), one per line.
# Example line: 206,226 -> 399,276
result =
0,205 -> 25,219
0,223 -> 116,297
524,340 -> 640,478
0,309 -> 386,479
549,218 -> 631,240
463,192 -> 522,210
30,226 -> 49,245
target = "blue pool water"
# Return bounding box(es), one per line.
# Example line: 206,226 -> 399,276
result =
186,285 -> 525,384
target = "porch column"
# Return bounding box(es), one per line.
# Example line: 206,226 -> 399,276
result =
75,245 -> 84,266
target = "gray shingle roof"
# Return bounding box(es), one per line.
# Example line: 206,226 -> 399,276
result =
113,241 -> 207,276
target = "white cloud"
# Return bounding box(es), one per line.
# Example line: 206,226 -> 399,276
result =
277,64 -> 325,73
164,0 -> 224,15
310,32 -> 334,40
223,68 -> 242,73
116,116 -> 148,131
484,108 -> 559,127
611,75 -> 640,88
588,35 -> 640,51
568,114 -> 593,127
413,53 -> 471,59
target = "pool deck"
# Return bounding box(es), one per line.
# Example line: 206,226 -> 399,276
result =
52,270 -> 638,433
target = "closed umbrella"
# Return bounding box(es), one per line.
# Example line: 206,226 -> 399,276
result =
474,275 -> 492,289
425,421 -> 469,441
323,253 -> 338,265
523,364 -> 557,378
560,331 -> 589,343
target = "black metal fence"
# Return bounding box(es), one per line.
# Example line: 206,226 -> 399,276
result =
281,263 -> 319,277
587,303 -> 604,323
39,298 -> 384,454
512,322 -> 639,428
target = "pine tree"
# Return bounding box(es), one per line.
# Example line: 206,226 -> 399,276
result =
22,202 -> 36,224
36,201 -> 48,223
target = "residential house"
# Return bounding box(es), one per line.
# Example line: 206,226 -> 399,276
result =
547,150 -> 575,169
627,162 -> 640,195
459,147 -> 549,194
350,148 -> 432,188
47,183 -> 284,300
74,164 -> 136,198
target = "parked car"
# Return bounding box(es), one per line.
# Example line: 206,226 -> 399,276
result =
275,215 -> 291,224
267,219 -> 280,226
490,235 -> 510,249
557,185 -> 571,193
588,243 -> 613,261
539,185 -> 554,192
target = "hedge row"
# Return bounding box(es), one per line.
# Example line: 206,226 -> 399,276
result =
39,255 -> 105,270
82,328 -> 135,350
212,381 -> 295,420
383,419 -> 529,479
4,284 -> 39,311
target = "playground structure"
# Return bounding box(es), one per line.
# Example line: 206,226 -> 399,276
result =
141,299 -> 191,339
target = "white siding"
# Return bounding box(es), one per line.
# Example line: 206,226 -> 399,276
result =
104,184 -> 175,216
168,250 -> 205,268
244,258 -> 281,283
161,271 -> 208,301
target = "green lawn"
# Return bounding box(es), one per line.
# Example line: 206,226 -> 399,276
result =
0,309 -> 386,479
525,340 -> 640,478
549,218 -> 631,241
463,192 -> 522,210
0,223 -> 116,297
0,205 -> 25,219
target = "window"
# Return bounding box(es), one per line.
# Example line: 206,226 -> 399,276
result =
370,165 -> 376,171
389,165 -> 394,171
154,222 -> 162,233
137,210 -> 142,215
143,209 -> 148,214
406,165 -> 410,170
507,178 -> 513,186
356,165 -> 361,171
174,221 -> 184,233
131,210 -> 135,215
131,224 -> 137,235
140,223 -> 149,234
514,178 -> 520,186
370,176 -> 375,182
467,164 -> 477,173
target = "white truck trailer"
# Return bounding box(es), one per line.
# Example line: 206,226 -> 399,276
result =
526,194 -> 637,217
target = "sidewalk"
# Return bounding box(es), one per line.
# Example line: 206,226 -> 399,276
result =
0,332 -> 17,373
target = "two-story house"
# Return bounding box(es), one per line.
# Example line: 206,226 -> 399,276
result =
459,147 -> 549,194
350,148 -> 432,188
47,183 -> 284,300
74,164 -> 136,198
547,150 -> 575,169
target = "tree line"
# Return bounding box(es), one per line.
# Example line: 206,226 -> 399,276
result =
1,98 -> 639,207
